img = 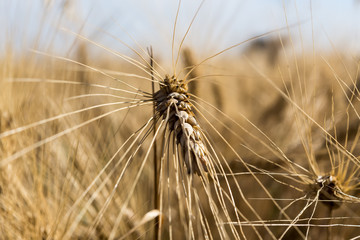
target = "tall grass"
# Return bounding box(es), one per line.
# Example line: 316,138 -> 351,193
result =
1,0 -> 360,239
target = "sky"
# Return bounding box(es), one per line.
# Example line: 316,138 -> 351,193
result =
1,0 -> 360,58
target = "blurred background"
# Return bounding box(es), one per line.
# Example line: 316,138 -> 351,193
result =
2,1 -> 360,239
1,0 -> 360,59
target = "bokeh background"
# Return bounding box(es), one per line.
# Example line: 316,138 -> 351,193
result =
2,0 -> 360,57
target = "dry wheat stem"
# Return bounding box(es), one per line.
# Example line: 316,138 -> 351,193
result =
0,101 -> 151,167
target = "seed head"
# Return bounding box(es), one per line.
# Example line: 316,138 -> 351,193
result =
154,75 -> 209,175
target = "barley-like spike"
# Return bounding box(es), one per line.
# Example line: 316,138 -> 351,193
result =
154,75 -> 209,175
312,175 -> 343,209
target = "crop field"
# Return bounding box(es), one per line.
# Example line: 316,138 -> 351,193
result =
1,1 -> 360,239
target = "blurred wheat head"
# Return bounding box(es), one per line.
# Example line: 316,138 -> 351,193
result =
1,0 -> 360,239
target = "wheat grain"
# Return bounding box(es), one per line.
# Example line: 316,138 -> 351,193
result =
153,75 -> 209,175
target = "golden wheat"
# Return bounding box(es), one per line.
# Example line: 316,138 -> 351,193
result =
1,1 -> 360,239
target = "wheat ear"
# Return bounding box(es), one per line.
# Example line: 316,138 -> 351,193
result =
153,75 -> 209,175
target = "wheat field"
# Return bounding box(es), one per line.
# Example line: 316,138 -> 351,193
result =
1,1 -> 360,239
